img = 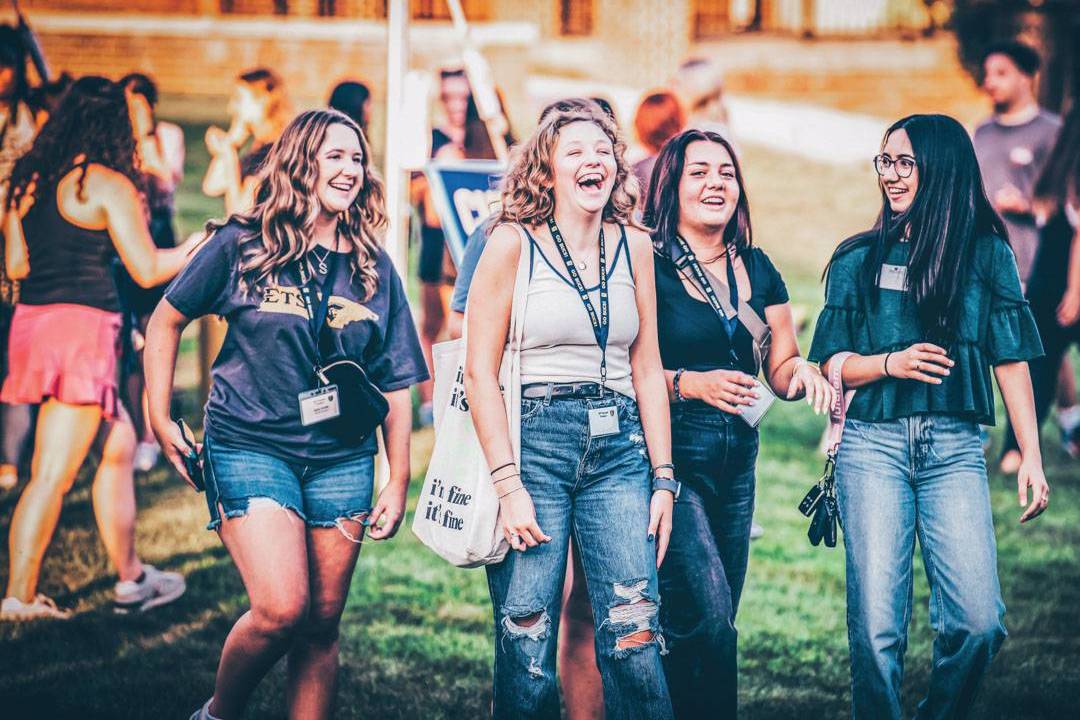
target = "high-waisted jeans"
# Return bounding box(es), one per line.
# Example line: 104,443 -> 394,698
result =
659,402 -> 759,719
485,392 -> 673,720
837,414 -> 1006,720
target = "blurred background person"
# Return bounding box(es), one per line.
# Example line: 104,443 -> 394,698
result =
411,68 -> 470,426
0,23 -> 40,493
1000,107 -> 1080,463
116,72 -> 185,473
328,79 -> 372,136
632,89 -> 685,197
671,56 -> 731,136
973,41 -> 1076,472
0,77 -> 197,621
202,67 -> 289,215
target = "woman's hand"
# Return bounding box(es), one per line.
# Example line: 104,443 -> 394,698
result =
885,343 -> 954,384
786,360 -> 835,415
681,369 -> 759,414
367,480 -> 408,540
204,126 -> 235,156
648,489 -> 674,568
152,418 -> 201,491
1017,456 -> 1049,523
1056,285 -> 1080,327
500,488 -> 550,552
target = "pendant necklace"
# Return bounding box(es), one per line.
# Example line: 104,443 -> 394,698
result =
312,246 -> 332,275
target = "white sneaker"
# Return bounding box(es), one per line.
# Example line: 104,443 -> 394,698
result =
749,521 -> 765,540
189,699 -> 221,720
0,594 -> 72,621
113,565 -> 186,614
133,442 -> 161,472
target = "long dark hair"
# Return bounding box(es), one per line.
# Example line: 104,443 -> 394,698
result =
824,114 -> 1007,341
643,127 -> 752,257
1033,106 -> 1080,208
7,76 -> 143,207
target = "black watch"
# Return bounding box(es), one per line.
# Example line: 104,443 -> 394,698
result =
652,476 -> 681,501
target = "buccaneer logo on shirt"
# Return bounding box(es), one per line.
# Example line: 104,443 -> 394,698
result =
259,284 -> 379,329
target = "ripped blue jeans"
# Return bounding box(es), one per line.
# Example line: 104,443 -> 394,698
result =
485,392 -> 673,720
202,434 -> 374,535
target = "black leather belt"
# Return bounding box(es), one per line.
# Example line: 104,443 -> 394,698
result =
521,382 -> 613,400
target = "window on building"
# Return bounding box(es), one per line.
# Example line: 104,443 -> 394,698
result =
692,0 -> 732,39
409,0 -> 488,20
219,0 -> 289,14
560,0 -> 594,36
318,0 -> 336,16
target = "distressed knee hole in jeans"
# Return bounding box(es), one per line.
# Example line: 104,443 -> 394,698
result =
604,579 -> 667,657
501,609 -> 550,678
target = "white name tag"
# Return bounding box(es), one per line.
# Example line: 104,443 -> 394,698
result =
299,385 -> 341,426
588,406 -> 620,438
879,263 -> 908,291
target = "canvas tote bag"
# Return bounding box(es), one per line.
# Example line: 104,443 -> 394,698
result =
412,226 -> 530,567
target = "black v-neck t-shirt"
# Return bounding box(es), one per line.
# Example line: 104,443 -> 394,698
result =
654,246 -> 789,376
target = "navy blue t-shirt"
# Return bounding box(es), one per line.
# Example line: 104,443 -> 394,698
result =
165,220 -> 429,463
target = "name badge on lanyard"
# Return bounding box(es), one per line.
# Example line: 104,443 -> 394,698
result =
547,217 -> 619,439
299,385 -> 340,426
879,263 -> 908,292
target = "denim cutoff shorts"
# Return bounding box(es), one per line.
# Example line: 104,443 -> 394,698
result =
202,434 -> 375,532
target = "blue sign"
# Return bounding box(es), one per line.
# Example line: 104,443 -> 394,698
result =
423,159 -> 505,266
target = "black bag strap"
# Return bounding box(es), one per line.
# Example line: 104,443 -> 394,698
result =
297,251 -> 340,370
670,236 -> 772,372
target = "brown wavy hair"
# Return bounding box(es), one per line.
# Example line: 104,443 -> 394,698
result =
209,109 -> 386,299
494,103 -> 641,229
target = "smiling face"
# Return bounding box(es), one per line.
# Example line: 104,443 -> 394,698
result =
315,122 -> 365,216
879,128 -> 919,214
677,139 -> 739,233
551,120 -> 617,216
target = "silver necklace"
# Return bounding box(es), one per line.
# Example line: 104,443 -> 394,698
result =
312,246 -> 332,275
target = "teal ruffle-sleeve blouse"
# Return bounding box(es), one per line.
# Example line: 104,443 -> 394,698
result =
808,234 -> 1043,425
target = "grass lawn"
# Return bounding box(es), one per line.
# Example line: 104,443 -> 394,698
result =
1,126 -> 1078,719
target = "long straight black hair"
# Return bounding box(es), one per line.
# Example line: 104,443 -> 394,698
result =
643,127 -> 752,257
825,114 -> 1008,341
1033,105 -> 1080,207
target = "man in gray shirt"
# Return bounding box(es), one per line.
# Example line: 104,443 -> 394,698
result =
973,40 -> 1061,288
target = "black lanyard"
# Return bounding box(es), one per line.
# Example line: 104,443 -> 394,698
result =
297,249 -> 340,371
673,234 -> 740,338
547,216 -> 609,388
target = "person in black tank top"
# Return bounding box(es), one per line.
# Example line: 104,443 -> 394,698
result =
642,128 -> 834,718
0,77 -> 198,622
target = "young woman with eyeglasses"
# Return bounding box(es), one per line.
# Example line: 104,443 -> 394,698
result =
808,114 -> 1049,718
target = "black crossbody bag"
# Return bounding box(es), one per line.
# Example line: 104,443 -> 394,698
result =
299,253 -> 389,446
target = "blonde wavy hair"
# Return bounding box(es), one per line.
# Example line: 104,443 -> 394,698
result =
210,109 -> 386,300
495,103 -> 641,228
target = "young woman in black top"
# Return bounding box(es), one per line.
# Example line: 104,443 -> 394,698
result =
643,128 -> 833,718
1,77 -> 196,620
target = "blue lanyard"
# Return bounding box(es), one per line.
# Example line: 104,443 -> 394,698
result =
672,234 -> 742,366
546,217 -> 609,388
297,250 -> 339,370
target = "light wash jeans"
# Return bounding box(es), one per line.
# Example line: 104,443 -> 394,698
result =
836,414 -> 1007,720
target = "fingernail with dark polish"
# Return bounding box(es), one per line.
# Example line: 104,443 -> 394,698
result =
648,533 -> 655,542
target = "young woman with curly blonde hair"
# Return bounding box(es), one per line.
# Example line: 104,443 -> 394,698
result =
465,103 -> 675,719
145,109 -> 428,720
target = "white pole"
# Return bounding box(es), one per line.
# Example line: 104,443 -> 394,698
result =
383,0 -> 409,274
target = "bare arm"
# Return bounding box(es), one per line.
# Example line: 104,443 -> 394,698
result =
464,224 -> 549,550
367,388 -> 412,540
1056,220 -> 1080,326
3,198 -> 30,280
823,342 -> 953,390
995,361 -> 1049,523
98,169 -> 199,287
201,125 -> 242,204
144,298 -> 198,487
762,302 -> 834,414
626,229 -> 674,567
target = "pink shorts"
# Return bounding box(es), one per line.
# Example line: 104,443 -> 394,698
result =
1,303 -> 122,419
